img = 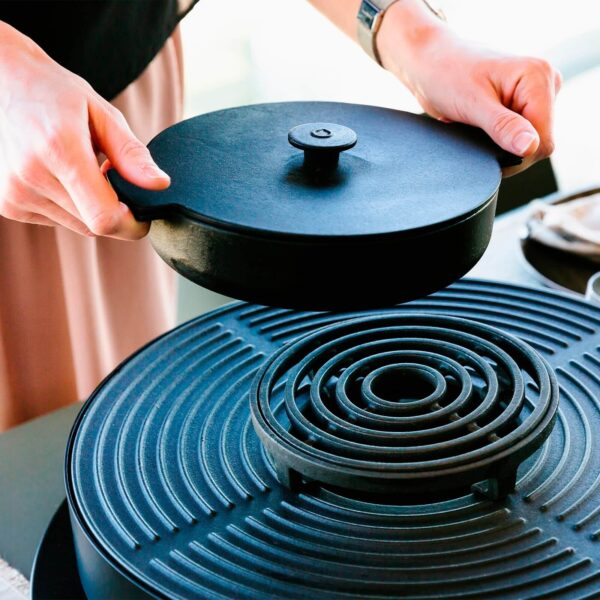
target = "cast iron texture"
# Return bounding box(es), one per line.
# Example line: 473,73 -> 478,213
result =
67,280 -> 600,599
30,501 -> 87,600
251,314 -> 558,499
108,102 -> 511,310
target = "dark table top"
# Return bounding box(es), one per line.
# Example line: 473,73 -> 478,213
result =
0,206 -> 562,581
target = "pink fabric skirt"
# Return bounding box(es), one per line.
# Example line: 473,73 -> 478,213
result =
0,31 -> 184,430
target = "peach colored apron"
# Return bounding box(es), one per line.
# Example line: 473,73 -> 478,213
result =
0,30 -> 184,430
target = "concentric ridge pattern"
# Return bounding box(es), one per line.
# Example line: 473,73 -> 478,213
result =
251,314 -> 558,498
67,280 -> 600,599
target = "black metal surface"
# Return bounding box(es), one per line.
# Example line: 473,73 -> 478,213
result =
107,102 -> 507,310
287,122 -> 357,174
145,198 -> 496,310
251,314 -> 558,498
67,280 -> 600,599
30,501 -> 86,600
108,102 -> 502,236
496,157 -> 558,215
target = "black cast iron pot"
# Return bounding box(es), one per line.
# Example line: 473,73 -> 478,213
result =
108,101 -> 519,310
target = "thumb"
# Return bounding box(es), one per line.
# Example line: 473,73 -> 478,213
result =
90,102 -> 171,190
473,98 -> 540,157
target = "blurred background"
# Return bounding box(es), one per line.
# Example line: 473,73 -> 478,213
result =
177,0 -> 600,319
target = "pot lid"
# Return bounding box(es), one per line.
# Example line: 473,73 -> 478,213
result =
108,101 -> 518,239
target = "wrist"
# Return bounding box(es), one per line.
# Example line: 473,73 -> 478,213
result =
377,0 -> 449,87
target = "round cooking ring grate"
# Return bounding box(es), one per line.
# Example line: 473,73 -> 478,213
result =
251,314 -> 558,498
66,280 -> 600,599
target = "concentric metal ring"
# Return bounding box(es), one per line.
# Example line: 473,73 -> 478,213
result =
250,313 -> 559,496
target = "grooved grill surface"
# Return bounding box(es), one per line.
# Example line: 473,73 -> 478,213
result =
68,280 -> 600,599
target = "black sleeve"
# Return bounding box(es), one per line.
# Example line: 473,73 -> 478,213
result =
0,0 -> 190,100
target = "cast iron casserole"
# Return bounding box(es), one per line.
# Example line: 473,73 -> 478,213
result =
108,101 -> 518,310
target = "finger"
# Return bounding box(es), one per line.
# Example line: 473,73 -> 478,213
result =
470,94 -> 540,157
15,213 -> 56,227
1,200 -> 74,230
98,158 -> 149,239
554,69 -> 563,94
89,100 -> 170,191
100,158 -> 111,176
28,194 -> 93,235
5,184 -> 93,235
20,166 -> 85,221
47,176 -> 84,220
7,155 -> 85,221
98,157 -> 149,239
521,96 -> 555,160
54,134 -> 149,240
513,76 -> 556,159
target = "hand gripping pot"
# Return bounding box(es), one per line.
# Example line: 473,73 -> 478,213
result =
108,101 -> 519,310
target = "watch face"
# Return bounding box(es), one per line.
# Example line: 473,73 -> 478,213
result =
357,0 -> 380,30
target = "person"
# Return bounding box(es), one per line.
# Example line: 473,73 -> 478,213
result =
0,0 -> 561,430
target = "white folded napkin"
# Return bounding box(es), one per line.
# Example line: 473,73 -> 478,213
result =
0,558 -> 28,599
526,192 -> 600,262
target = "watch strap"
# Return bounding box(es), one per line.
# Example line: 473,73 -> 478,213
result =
357,0 -> 446,66
357,0 -> 401,64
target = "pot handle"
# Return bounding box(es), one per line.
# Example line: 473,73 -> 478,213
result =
446,122 -> 523,169
495,149 -> 523,169
106,168 -> 173,222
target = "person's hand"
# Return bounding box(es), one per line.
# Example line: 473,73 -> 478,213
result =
0,22 -> 170,239
378,3 -> 562,175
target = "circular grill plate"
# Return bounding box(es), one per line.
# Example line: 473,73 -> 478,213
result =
251,314 -> 558,496
67,280 -> 600,599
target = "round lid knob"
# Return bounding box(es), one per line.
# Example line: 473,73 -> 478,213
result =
288,122 -> 357,174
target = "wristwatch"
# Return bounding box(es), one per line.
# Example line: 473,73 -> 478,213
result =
357,0 -> 446,66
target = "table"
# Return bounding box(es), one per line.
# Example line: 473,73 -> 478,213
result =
0,206 -> 545,583
0,403 -> 81,578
